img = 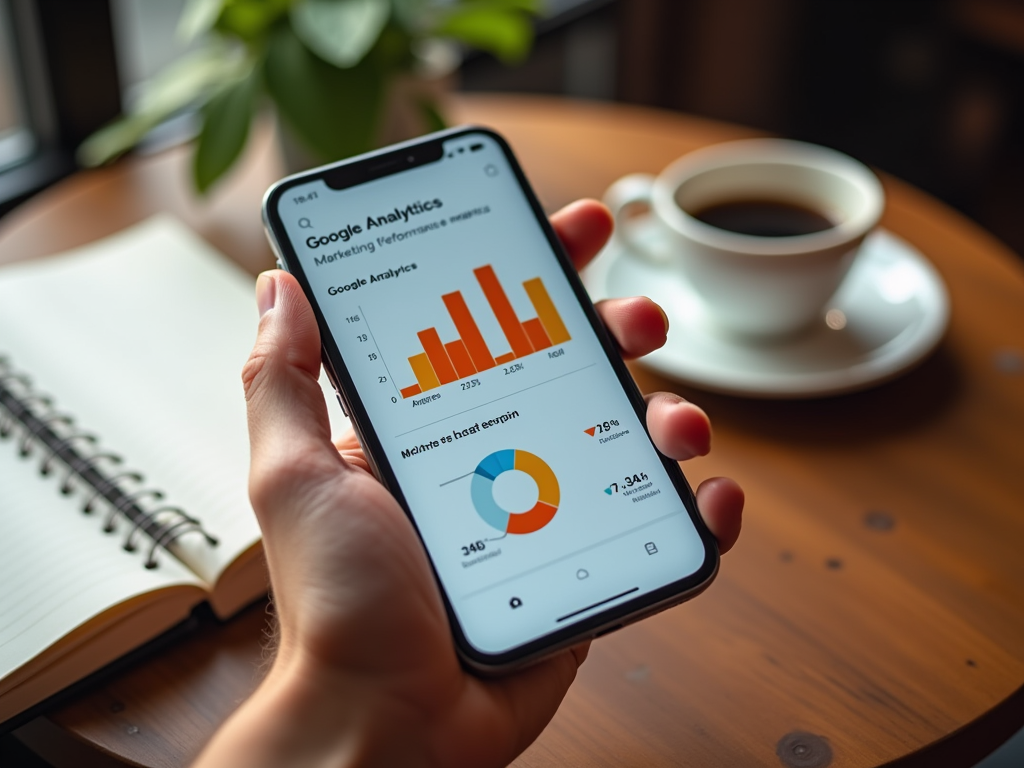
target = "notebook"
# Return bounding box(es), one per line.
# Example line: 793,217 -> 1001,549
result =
0,216 -> 345,725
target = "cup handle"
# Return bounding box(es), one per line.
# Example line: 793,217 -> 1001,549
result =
604,174 -> 672,264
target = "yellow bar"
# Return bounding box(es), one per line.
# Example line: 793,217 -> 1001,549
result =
523,277 -> 570,345
409,352 -> 440,392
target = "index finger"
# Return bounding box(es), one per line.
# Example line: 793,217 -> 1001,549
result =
550,199 -> 614,271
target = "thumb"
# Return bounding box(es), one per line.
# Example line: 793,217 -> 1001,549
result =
242,271 -> 342,526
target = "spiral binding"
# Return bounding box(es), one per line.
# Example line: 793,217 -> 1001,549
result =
0,355 -> 218,568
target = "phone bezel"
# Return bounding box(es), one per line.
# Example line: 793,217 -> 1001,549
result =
262,126 -> 719,672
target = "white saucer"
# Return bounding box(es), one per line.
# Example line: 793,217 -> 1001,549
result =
583,224 -> 950,398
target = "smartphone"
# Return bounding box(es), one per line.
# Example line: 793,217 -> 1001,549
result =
262,127 -> 718,673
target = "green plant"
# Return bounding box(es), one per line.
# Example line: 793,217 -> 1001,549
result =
80,0 -> 539,192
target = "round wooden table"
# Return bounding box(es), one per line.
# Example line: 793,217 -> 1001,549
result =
2,95 -> 1023,768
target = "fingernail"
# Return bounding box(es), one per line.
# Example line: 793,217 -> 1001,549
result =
256,272 -> 276,317
656,303 -> 670,334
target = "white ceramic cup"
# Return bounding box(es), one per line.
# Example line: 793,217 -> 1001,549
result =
605,139 -> 885,338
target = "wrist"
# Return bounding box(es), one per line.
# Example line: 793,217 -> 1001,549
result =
193,647 -> 431,768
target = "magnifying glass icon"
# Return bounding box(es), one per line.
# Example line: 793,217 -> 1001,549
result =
298,217 -> 313,229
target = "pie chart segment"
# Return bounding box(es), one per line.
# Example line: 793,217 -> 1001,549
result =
475,448 -> 515,481
470,466 -> 510,531
471,449 -> 560,535
506,500 -> 557,534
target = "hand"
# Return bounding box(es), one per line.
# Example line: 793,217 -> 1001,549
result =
194,200 -> 743,768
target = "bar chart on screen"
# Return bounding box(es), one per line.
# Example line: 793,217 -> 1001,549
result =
395,264 -> 572,399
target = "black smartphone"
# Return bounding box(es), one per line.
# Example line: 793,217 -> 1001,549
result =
261,127 -> 718,673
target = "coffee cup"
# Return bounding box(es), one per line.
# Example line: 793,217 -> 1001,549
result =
605,139 -> 884,338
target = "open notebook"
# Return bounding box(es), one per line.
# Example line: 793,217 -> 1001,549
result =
0,216 -> 345,725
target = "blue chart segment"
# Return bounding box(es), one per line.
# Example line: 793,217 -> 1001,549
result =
471,450 -> 560,535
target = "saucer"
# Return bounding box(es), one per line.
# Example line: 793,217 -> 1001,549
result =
583,224 -> 950,398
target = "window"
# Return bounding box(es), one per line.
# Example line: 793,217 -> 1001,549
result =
0,0 -> 33,172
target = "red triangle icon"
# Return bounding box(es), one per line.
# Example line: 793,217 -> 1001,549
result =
584,426 -> 596,436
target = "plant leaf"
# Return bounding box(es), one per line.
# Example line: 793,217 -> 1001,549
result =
218,0 -> 293,41
460,0 -> 541,12
78,44 -> 246,166
391,0 -> 428,33
77,115 -> 160,167
433,7 -> 534,63
193,67 -> 259,193
264,24 -> 383,162
178,0 -> 225,41
134,43 -> 247,118
289,0 -> 390,68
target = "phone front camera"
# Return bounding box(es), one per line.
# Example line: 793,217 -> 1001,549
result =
407,155 -> 415,163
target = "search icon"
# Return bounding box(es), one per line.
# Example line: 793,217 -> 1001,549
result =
298,217 -> 313,229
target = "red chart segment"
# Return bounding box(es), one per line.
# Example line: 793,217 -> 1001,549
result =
401,265 -> 571,398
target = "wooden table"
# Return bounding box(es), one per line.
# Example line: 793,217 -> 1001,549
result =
2,95 -> 1023,768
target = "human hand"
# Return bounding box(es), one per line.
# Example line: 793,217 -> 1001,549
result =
194,200 -> 743,768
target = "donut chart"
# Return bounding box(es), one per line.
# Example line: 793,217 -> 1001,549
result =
471,449 -> 559,534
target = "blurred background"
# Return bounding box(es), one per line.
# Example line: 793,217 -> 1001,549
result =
0,1 -> 1022,766
465,0 -> 1024,262
1,0 -> 1023,261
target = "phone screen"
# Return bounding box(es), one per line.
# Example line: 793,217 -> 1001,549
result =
267,130 -> 714,663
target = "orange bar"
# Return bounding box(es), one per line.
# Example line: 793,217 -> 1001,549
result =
445,339 -> 477,379
522,318 -> 553,351
523,277 -> 571,345
400,384 -> 422,399
494,352 -> 516,364
409,353 -> 440,392
418,328 -> 458,385
442,291 -> 496,371
474,265 -> 533,358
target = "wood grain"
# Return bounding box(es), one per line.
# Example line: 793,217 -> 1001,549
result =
1,95 -> 1022,767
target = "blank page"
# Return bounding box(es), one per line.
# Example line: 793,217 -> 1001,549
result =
0,442 -> 202,688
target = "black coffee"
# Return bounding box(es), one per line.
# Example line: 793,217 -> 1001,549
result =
689,198 -> 835,237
